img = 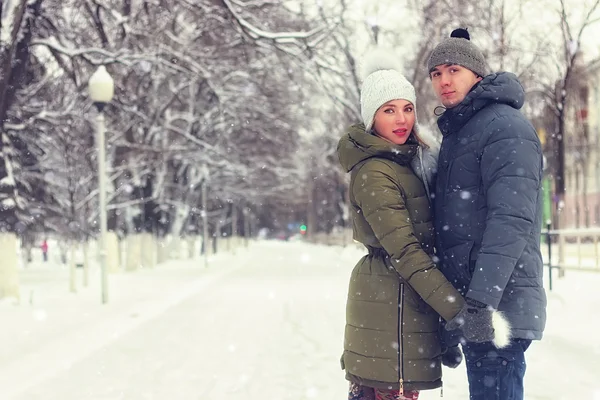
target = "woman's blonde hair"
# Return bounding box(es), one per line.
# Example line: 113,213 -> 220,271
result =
411,129 -> 429,149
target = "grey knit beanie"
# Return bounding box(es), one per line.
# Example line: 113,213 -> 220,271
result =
360,49 -> 419,133
427,28 -> 489,78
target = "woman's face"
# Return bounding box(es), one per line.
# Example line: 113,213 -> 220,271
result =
372,99 -> 415,145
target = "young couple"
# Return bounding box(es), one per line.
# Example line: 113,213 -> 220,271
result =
337,29 -> 547,400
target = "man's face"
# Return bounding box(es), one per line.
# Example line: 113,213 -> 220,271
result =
430,64 -> 483,108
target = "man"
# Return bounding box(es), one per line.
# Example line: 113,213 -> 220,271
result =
427,28 -> 547,400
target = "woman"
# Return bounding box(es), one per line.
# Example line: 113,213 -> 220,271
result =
336,53 -> 468,400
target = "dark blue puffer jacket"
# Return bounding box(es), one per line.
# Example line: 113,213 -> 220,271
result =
434,72 -> 547,340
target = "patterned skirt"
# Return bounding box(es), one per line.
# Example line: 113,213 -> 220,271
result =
348,383 -> 419,400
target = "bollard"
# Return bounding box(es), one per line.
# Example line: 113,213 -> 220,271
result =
82,241 -> 89,287
126,235 -> 143,271
69,242 -> 77,293
577,234 -> 582,269
141,233 -> 156,268
106,232 -> 120,273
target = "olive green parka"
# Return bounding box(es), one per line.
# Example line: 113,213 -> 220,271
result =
338,124 -> 465,392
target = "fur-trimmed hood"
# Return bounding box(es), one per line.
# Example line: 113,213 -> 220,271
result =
337,123 -> 441,200
337,124 -> 419,173
411,125 -> 441,199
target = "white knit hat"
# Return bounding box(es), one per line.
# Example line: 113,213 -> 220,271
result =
360,50 -> 418,133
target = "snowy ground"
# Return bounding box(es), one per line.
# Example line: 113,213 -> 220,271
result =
1,241 -> 599,400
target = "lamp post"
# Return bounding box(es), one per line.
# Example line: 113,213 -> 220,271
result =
366,16 -> 379,45
88,66 -> 114,304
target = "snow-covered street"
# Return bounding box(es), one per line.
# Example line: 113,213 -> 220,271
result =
2,241 -> 600,400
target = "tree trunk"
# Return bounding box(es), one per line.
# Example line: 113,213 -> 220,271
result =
0,0 -> 30,122
231,202 -> 238,237
187,236 -> 196,259
243,208 -> 250,248
249,214 -> 256,243
202,178 -> 208,267
69,241 -> 76,293
596,157 -> 600,225
82,240 -> 89,287
0,233 -> 19,301
307,177 -> 316,241
0,1 -> 41,241
231,203 -> 238,253
555,95 -> 567,228
157,235 -> 170,264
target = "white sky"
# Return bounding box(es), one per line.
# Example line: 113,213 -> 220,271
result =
295,0 -> 600,70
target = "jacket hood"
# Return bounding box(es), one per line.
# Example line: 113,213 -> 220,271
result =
438,72 -> 525,136
411,125 -> 441,200
337,124 -> 419,172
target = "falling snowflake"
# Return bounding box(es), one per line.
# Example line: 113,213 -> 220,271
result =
33,309 -> 47,321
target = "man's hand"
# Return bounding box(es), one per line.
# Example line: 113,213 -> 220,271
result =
445,298 -> 495,343
441,345 -> 463,369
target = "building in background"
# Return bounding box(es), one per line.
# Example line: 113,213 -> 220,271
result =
563,57 -> 600,228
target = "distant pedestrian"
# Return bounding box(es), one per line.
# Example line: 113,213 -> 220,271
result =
41,239 -> 49,262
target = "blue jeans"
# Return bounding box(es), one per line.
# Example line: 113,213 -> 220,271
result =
463,339 -> 531,400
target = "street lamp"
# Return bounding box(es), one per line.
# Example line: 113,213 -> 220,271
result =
88,66 -> 114,304
366,16 -> 379,45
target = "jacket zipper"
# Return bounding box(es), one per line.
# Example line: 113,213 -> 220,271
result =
398,282 -> 405,396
